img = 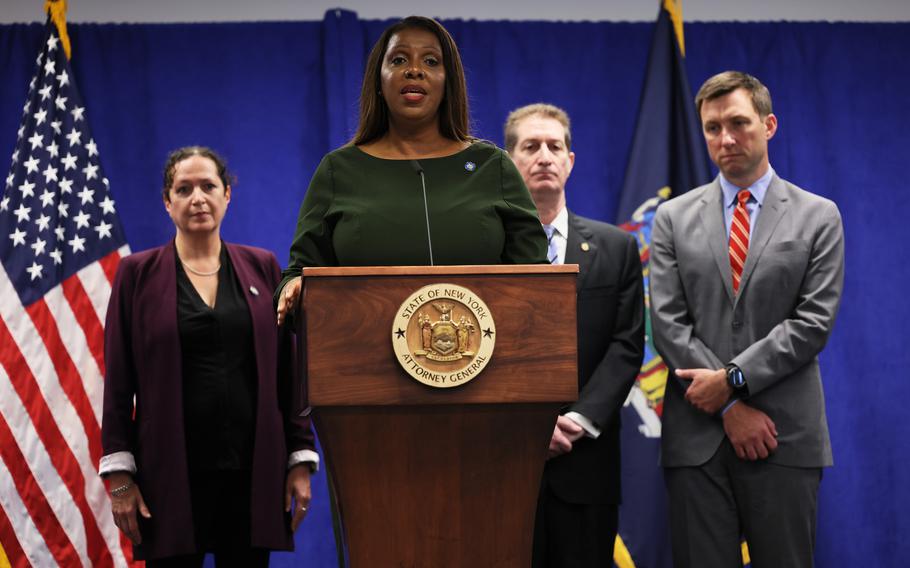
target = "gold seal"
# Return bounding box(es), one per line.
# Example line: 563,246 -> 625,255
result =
391,283 -> 496,388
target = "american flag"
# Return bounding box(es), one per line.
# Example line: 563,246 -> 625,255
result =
0,21 -> 135,567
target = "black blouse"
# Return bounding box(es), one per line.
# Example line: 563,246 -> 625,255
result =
176,247 -> 257,472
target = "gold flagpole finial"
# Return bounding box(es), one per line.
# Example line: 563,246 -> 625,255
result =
43,0 -> 72,60
662,0 -> 686,56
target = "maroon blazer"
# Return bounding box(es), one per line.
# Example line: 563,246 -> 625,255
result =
101,241 -> 315,559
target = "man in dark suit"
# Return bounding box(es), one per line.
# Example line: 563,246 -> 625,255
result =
650,71 -> 845,567
505,103 -> 645,567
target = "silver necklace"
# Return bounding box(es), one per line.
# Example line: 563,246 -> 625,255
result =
181,260 -> 221,277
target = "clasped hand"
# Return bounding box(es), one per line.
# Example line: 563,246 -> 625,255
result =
548,415 -> 585,459
723,402 -> 778,460
677,367 -> 731,414
677,367 -> 778,461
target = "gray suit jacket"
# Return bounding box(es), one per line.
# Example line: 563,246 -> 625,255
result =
650,175 -> 844,468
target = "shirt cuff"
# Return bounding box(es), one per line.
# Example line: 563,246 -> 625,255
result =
564,411 -> 601,439
288,449 -> 320,473
99,451 -> 137,476
720,399 -> 740,416
100,450 -> 320,475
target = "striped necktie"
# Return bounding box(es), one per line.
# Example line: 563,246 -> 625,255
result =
543,224 -> 559,264
729,189 -> 751,293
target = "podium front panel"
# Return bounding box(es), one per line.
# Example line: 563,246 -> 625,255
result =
301,265 -> 578,406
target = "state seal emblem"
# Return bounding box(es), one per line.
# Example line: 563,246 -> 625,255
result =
392,283 -> 495,388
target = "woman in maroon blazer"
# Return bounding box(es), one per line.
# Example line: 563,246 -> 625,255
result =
100,147 -> 318,566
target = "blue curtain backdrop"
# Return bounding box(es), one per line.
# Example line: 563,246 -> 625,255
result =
1,11 -> 907,567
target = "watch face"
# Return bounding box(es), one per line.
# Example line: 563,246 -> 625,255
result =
730,368 -> 745,388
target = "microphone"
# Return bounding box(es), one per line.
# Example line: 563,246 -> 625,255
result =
410,160 -> 434,266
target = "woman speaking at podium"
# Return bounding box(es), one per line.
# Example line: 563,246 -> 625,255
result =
275,16 -> 548,322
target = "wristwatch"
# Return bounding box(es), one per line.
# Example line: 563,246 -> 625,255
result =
726,364 -> 748,396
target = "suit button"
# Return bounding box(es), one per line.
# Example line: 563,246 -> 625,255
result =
732,320 -> 743,329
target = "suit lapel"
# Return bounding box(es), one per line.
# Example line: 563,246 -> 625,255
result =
737,175 -> 788,297
698,180 -> 735,305
150,241 -> 183,393
565,211 -> 596,287
225,243 -> 267,390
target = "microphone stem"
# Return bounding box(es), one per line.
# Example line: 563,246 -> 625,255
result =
418,170 -> 434,266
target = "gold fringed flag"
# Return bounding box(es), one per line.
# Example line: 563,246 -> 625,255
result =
614,1 -> 711,567
0,5 -> 137,566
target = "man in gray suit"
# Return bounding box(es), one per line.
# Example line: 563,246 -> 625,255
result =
505,103 -> 644,567
650,71 -> 844,567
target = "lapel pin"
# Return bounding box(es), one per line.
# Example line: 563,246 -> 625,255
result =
581,242 -> 590,252
249,285 -> 259,296
464,161 -> 476,172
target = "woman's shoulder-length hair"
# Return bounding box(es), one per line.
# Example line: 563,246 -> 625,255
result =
351,16 -> 471,146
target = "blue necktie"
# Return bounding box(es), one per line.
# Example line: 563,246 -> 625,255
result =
543,224 -> 559,264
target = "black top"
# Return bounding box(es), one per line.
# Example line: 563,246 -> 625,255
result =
176,246 -> 257,472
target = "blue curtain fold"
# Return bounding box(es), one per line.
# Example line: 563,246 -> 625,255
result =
1,12 -> 907,567
322,9 -> 365,150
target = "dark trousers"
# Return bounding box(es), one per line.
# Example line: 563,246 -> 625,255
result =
665,439 -> 821,568
532,479 -> 619,568
146,549 -> 269,568
147,470 -> 269,568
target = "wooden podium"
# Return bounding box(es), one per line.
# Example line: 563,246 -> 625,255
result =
299,265 -> 578,567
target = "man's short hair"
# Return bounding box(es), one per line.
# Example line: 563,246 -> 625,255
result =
503,103 -> 572,153
695,71 -> 773,118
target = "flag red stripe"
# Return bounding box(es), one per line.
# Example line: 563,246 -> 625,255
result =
25,300 -> 103,466
98,250 -> 122,285
0,316 -> 114,567
61,275 -> 106,376
0,413 -> 80,566
118,532 -> 138,566
0,503 -> 28,568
